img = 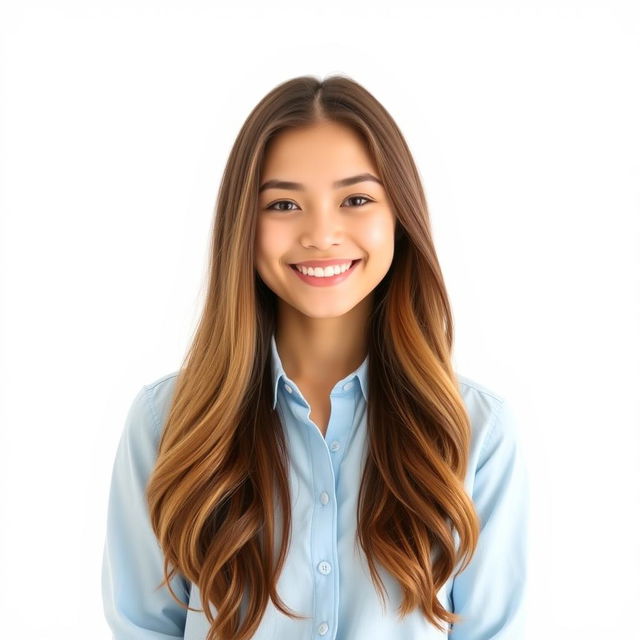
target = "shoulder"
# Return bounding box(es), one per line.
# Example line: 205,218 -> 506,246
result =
144,370 -> 180,401
454,372 -> 522,486
140,370 -> 180,437
455,372 -> 505,404
455,371 -> 507,438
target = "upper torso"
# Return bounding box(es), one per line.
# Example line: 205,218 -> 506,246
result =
102,331 -> 529,639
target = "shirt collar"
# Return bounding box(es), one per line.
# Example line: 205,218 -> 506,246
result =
270,332 -> 369,409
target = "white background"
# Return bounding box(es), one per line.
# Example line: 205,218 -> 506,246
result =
1,1 -> 638,638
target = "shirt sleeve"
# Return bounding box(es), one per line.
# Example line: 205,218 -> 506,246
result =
101,385 -> 191,639
449,398 -> 530,640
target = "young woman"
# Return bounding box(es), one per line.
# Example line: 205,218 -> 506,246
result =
102,75 -> 529,640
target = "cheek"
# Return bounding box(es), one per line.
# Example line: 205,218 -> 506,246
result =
256,221 -> 283,258
254,221 -> 292,279
361,214 -> 396,253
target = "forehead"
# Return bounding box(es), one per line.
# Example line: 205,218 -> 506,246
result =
260,121 -> 376,180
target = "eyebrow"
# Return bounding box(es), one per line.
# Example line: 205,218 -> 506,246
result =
258,172 -> 382,193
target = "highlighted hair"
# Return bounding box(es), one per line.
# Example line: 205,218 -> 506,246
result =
146,75 -> 480,640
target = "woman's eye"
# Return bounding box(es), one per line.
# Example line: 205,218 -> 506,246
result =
267,200 -> 300,212
344,195 -> 372,207
266,195 -> 372,212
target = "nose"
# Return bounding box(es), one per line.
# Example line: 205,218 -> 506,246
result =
299,208 -> 345,249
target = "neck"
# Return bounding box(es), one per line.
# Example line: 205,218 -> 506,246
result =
275,296 -> 372,386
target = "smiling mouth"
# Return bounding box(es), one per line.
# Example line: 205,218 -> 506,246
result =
288,259 -> 361,275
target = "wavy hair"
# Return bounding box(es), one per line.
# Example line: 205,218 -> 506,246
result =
146,74 -> 480,640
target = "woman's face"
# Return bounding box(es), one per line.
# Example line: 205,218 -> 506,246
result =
255,120 -> 396,319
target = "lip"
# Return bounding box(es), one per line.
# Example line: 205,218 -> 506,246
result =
289,258 -> 361,268
289,259 -> 362,287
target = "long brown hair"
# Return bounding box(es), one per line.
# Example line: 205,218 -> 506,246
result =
146,74 -> 480,640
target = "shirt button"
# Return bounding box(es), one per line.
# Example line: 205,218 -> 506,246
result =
284,384 -> 292,393
343,381 -> 353,391
319,491 -> 329,505
318,621 -> 329,635
329,440 -> 340,452
317,560 -> 332,575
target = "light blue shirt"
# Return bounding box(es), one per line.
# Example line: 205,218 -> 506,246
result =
102,333 -> 529,639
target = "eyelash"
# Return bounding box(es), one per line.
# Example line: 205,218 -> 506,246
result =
265,195 -> 373,212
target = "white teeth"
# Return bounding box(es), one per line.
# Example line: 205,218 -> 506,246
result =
295,261 -> 353,277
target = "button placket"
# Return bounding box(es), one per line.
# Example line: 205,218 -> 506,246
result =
308,398 -> 338,640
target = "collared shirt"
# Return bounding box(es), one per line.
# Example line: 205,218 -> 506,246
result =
102,333 -> 529,639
